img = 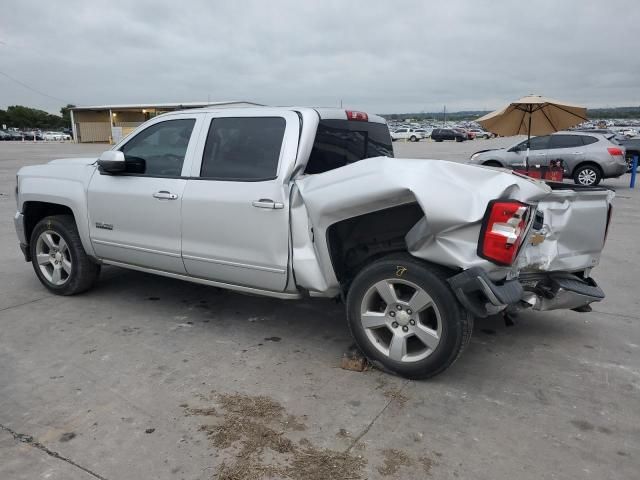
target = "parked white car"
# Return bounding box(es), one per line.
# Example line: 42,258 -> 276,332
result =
42,131 -> 65,141
468,128 -> 493,139
390,128 -> 425,142
618,128 -> 638,138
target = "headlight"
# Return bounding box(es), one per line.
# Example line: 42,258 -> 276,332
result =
470,153 -> 479,161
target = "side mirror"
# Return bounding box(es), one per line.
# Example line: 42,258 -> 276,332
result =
98,150 -> 125,173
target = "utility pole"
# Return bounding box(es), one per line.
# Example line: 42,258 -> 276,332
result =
443,105 -> 446,127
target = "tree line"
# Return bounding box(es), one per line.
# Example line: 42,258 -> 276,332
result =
0,104 -> 75,130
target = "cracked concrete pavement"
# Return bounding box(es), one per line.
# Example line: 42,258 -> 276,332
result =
0,140 -> 638,479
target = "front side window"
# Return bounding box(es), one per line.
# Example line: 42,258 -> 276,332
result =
120,119 -> 195,176
521,135 -> 550,150
200,117 -> 285,181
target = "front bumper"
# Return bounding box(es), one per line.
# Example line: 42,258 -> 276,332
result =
14,212 -> 30,261
448,267 -> 605,317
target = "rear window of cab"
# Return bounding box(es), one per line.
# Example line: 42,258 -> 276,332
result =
305,120 -> 394,174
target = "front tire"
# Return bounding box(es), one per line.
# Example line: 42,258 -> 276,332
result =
410,135 -> 417,142
30,215 -> 100,295
346,255 -> 473,379
573,164 -> 602,186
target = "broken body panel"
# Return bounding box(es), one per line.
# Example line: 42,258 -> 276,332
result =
292,158 -> 613,313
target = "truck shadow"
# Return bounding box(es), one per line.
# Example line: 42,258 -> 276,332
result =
92,266 -> 591,378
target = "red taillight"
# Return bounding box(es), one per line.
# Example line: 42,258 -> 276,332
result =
346,110 -> 368,121
607,147 -> 623,156
478,200 -> 531,265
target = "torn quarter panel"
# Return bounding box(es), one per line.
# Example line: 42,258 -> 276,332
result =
293,157 -> 554,292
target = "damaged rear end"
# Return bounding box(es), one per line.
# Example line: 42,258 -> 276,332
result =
449,183 -> 613,317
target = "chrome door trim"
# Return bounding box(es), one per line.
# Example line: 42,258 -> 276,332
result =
92,239 -> 182,258
102,259 -> 301,299
181,254 -> 286,274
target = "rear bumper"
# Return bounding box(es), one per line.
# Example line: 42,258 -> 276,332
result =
601,160 -> 628,178
448,267 -> 605,318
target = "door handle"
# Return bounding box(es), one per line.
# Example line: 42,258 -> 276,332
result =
152,190 -> 178,200
252,199 -> 284,209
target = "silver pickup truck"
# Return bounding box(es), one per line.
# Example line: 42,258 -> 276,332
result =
13,106 -> 614,379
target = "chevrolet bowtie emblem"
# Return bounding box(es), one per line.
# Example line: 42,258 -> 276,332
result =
530,233 -> 546,246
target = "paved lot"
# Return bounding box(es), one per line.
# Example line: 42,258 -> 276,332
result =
1,140 -> 638,480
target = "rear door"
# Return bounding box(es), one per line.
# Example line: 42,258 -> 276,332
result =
180,110 -> 299,291
549,134 -> 585,171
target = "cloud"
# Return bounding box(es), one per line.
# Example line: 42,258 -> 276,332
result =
1,0 -> 638,113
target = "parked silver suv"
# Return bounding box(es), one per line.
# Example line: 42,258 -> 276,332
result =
468,132 -> 627,186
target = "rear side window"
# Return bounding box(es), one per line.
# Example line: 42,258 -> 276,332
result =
581,136 -> 598,146
305,119 -> 394,174
200,117 -> 285,181
550,135 -> 583,149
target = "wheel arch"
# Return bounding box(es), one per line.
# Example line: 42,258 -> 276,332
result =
571,160 -> 603,177
325,202 -> 426,289
482,160 -> 504,168
22,201 -> 95,258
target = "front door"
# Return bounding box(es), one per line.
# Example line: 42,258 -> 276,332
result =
88,115 -> 201,273
525,135 -> 551,169
181,110 -> 299,291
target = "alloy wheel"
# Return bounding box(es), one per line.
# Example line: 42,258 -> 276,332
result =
35,230 -> 72,286
577,168 -> 598,185
359,278 -> 442,363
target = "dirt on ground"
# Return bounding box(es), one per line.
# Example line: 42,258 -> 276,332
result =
377,448 -> 412,476
183,392 -> 366,480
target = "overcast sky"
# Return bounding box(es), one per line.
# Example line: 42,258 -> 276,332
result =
1,0 -> 638,114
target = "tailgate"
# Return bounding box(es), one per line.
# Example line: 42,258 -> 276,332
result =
517,186 -> 614,273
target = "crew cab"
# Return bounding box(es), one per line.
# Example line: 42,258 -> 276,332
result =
14,107 -> 614,379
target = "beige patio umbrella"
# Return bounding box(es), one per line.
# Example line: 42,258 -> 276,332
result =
477,95 -> 588,167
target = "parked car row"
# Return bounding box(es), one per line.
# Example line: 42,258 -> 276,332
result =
391,126 -> 494,142
0,129 -> 72,141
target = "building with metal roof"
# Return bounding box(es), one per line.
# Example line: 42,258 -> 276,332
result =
70,101 -> 260,143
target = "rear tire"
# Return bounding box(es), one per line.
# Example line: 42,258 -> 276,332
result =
573,164 -> 602,186
410,135 -> 417,142
346,254 -> 473,379
30,215 -> 100,295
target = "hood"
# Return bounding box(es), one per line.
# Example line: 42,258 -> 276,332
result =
48,157 -> 97,166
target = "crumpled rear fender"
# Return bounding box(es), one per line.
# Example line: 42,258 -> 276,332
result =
292,157 -> 552,294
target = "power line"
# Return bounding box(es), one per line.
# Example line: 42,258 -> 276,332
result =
0,70 -> 73,105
